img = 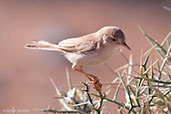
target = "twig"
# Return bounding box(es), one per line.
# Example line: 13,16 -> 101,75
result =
43,109 -> 78,113
65,67 -> 73,90
82,82 -> 95,107
82,82 -> 105,114
49,77 -> 61,96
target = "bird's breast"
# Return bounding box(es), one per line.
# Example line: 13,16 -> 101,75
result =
64,44 -> 117,67
85,45 -> 115,66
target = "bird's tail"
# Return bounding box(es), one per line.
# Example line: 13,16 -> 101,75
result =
24,40 -> 61,52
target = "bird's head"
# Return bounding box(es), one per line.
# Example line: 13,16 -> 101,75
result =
97,26 -> 131,50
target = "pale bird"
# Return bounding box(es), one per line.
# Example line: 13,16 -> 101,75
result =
25,26 -> 131,87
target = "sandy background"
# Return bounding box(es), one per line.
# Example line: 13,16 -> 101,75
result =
0,0 -> 171,114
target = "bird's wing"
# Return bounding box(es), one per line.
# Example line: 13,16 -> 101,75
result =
57,34 -> 101,53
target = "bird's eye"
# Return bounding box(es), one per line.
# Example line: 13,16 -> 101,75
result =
112,38 -> 116,41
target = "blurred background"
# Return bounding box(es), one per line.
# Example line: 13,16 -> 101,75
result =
0,0 -> 170,114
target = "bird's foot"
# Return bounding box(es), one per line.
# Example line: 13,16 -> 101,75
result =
72,66 -> 102,91
87,74 -> 102,91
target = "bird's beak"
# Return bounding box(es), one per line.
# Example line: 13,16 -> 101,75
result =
122,42 -> 131,50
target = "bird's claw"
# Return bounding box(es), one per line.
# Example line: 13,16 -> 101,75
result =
88,74 -> 102,91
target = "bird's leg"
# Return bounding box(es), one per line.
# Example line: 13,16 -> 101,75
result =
73,66 -> 95,80
72,66 -> 97,83
72,66 -> 102,91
